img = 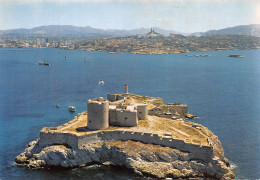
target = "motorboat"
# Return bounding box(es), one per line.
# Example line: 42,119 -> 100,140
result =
68,106 -> 76,112
228,54 -> 244,58
38,61 -> 50,66
98,80 -> 104,85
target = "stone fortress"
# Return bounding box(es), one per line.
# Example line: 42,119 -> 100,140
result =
88,84 -> 194,131
15,84 -> 234,179
87,84 -> 148,130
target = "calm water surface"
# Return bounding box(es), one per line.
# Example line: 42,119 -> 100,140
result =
0,48 -> 259,179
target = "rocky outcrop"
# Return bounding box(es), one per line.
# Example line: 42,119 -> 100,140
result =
16,139 -> 234,179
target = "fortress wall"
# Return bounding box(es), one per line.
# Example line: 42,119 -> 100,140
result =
148,108 -> 163,115
39,131 -> 78,149
99,130 -> 121,141
78,133 -> 102,145
109,109 -> 117,125
97,130 -> 213,161
117,95 -> 125,101
107,94 -> 125,102
147,98 -> 164,105
169,106 -> 188,115
109,99 -> 125,105
107,94 -> 118,102
115,110 -> 138,127
97,131 -> 213,161
109,109 -> 138,127
40,129 -> 213,161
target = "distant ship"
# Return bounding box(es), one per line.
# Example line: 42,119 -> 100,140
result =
228,54 -> 244,58
68,106 -> 76,112
185,54 -> 211,57
38,61 -> 50,66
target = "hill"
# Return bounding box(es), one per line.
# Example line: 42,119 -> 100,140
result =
0,25 -> 184,37
191,24 -> 260,37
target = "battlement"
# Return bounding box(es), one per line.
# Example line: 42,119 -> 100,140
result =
38,129 -> 215,162
88,97 -> 108,104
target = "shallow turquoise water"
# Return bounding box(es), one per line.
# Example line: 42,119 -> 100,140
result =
0,48 -> 259,179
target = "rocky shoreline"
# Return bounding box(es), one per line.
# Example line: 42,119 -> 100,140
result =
15,117 -> 234,179
16,139 -> 234,179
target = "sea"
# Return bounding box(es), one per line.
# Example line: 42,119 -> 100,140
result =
0,48 -> 259,179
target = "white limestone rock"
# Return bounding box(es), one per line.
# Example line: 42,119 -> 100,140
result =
15,140 -> 234,179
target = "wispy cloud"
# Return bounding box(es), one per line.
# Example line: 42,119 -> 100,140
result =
1,0 -> 259,3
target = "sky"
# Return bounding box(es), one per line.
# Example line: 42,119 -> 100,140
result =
0,0 -> 259,33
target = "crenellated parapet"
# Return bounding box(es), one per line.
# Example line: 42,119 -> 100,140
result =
38,129 -> 216,162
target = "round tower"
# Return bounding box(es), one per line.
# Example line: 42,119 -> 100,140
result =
124,84 -> 128,94
87,97 -> 109,130
136,104 -> 148,120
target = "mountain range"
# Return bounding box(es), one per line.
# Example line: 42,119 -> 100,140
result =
0,24 -> 260,37
191,24 -> 260,37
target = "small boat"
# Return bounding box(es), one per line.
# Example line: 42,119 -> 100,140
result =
185,54 -> 210,57
228,54 -> 244,58
98,80 -> 104,85
56,104 -> 60,108
84,58 -> 87,62
68,106 -> 76,112
38,61 -> 50,66
64,56 -> 68,60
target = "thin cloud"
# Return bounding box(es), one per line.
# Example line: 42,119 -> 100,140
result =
0,0 -> 259,3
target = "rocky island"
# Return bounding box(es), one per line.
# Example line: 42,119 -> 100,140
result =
15,85 -> 234,179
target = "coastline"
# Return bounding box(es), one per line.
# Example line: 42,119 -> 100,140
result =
2,46 -> 260,55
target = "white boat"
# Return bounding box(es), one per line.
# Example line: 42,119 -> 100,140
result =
68,106 -> 76,112
228,54 -> 244,58
98,80 -> 104,85
38,61 -> 50,66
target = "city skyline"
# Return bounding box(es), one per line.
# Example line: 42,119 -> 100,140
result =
0,0 -> 259,33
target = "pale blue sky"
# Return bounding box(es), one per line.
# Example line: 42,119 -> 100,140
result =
0,0 -> 259,33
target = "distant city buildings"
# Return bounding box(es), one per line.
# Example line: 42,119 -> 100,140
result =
0,29 -> 260,54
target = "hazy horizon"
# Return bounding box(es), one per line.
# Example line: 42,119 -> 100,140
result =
1,23 -> 260,33
0,0 -> 259,33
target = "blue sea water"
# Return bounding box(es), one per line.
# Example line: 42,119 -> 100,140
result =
0,48 -> 259,179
